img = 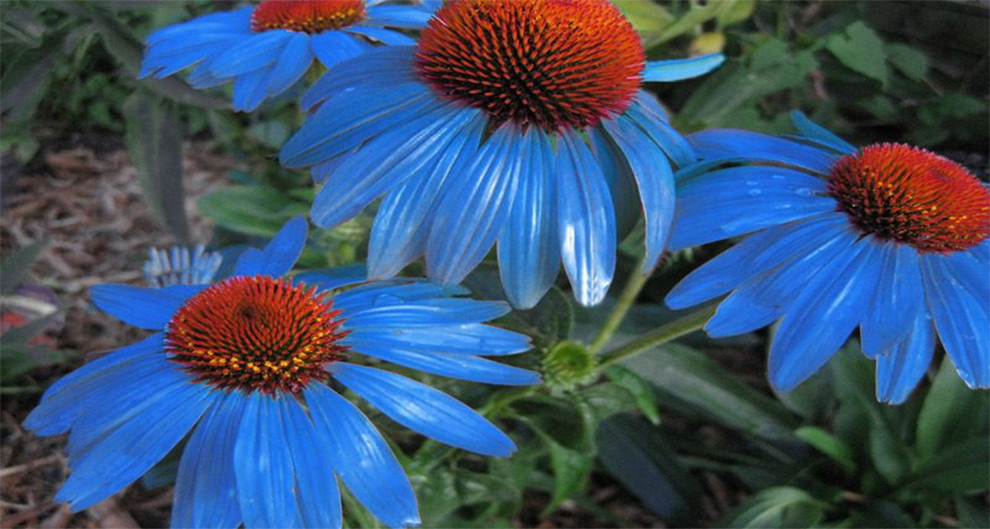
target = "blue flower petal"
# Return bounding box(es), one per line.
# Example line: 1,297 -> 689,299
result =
234,393 -> 301,529
347,26 -> 416,45
876,311 -> 935,404
350,342 -> 540,385
206,31 -> 292,77
90,284 -> 204,329
769,239 -> 885,392
643,53 -> 725,82
790,111 -> 857,154
689,129 -> 839,173
602,115 -> 676,271
344,324 -> 531,356
331,363 -> 516,456
264,32 -> 313,97
626,92 -> 696,168
305,383 -> 419,529
343,298 -> 510,329
705,224 -> 857,337
671,165 -> 835,249
310,30 -> 371,69
301,47 -> 417,111
312,101 -> 476,229
24,333 -> 164,435
589,127 -> 640,239
427,123 -> 522,285
145,9 -> 252,46
231,216 -> 307,278
231,69 -> 270,112
294,264 -> 369,291
281,82 -> 434,168
667,213 -> 848,309
171,391 -> 246,529
860,243 -> 923,358
922,253 -> 990,388
366,4 -> 435,28
332,281 -> 467,312
141,35 -> 240,79
557,129 -> 616,306
368,112 -> 487,279
56,378 -> 215,511
279,396 -> 342,529
497,128 -> 560,308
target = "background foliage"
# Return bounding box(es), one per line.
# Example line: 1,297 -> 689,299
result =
2,1 -> 988,527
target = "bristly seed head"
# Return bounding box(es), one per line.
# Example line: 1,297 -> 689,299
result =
415,0 -> 645,132
166,276 -> 348,395
251,0 -> 366,34
828,143 -> 990,253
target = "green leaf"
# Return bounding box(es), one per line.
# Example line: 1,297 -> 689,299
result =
794,426 -> 857,474
0,34 -> 59,123
899,437 -> 989,496
543,442 -> 594,515
123,92 -> 189,242
955,495 -> 990,529
0,241 -> 45,295
717,487 -> 826,528
605,365 -> 661,424
514,286 -> 574,350
623,343 -> 797,441
198,185 -> 308,237
596,414 -> 702,523
578,383 -> 639,422
885,43 -> 929,82
612,0 -> 673,48
773,364 -> 835,422
652,1 -> 736,47
825,21 -> 890,87
510,395 -> 594,452
916,357 -> 990,459
716,0 -> 756,29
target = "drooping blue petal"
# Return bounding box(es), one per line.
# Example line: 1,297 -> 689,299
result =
643,53 -> 725,82
343,323 -> 531,356
231,216 -> 307,277
689,129 -> 839,173
350,342 -> 540,385
705,224 -> 857,337
671,165 -> 836,249
231,69 -> 271,112
278,396 -> 342,529
497,128 -> 560,309
205,30 -> 292,77
589,127 -> 640,239
234,393 -> 301,529
301,47 -> 418,112
140,34 -> 241,79
305,383 -> 419,529
295,264 -> 368,291
281,81 -> 434,168
145,8 -> 252,47
24,333 -> 164,435
768,239 -> 885,392
366,4 -> 435,28
90,284 -> 204,329
790,111 -> 857,154
667,213 -> 848,309
602,115 -> 676,271
264,32 -> 313,97
342,298 -> 510,329
368,112 -> 487,279
860,243 -> 923,358
311,101 -> 474,228
310,30 -> 371,69
331,363 -> 516,456
876,311 -> 935,404
625,92 -> 696,168
171,391 -> 246,529
556,129 -> 616,306
426,123 -> 522,285
922,254 -> 990,388
346,26 -> 416,45
331,281 -> 467,312
56,379 -> 215,511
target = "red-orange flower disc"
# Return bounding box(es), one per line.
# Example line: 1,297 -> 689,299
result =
828,143 -> 990,253
251,0 -> 366,33
415,0 -> 645,132
165,276 -> 348,394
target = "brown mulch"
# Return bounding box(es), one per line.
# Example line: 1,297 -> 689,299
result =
1,141 -> 239,528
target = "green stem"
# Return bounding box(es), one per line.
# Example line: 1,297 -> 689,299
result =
598,304 -> 717,368
588,257 -> 651,354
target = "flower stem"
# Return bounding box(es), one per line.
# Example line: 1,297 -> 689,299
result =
598,304 -> 717,368
588,257 -> 651,354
